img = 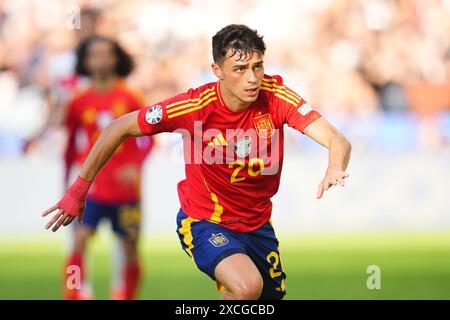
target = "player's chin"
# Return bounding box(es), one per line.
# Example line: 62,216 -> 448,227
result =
241,93 -> 259,103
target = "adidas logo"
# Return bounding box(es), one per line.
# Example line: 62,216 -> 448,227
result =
207,133 -> 228,146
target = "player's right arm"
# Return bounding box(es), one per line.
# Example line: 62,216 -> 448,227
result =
41,111 -> 143,232
42,84 -> 213,232
79,111 -> 143,181
42,84 -> 212,232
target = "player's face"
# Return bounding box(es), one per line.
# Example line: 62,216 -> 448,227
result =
85,40 -> 117,78
213,50 -> 264,109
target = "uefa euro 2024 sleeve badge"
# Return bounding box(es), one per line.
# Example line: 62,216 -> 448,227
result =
145,105 -> 163,124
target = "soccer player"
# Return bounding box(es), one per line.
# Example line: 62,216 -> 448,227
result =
42,25 -> 351,300
60,36 -> 153,300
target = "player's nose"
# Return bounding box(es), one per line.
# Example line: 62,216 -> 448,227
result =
247,71 -> 258,84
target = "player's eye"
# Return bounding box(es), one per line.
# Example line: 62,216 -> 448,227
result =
254,64 -> 263,71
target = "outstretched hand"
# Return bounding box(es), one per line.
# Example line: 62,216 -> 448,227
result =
41,201 -> 85,232
316,168 -> 349,199
41,176 -> 91,232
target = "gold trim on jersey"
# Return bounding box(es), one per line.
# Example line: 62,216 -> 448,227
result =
261,77 -> 303,107
167,96 -> 217,119
262,77 -> 302,97
263,90 -> 298,107
262,77 -> 277,83
204,179 -> 224,223
166,91 -> 216,114
166,87 -> 215,109
261,82 -> 302,107
260,83 -> 301,103
260,87 -> 299,107
178,216 -> 199,262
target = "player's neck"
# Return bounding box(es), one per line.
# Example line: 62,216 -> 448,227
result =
218,81 -> 251,112
91,75 -> 117,93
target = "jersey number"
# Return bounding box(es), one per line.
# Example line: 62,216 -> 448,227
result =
266,251 -> 282,278
228,158 -> 264,183
267,251 -> 286,292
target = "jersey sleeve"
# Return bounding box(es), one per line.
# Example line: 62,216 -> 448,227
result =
266,75 -> 321,133
137,87 -> 211,136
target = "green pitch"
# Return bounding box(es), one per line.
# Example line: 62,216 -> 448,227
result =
1,231 -> 450,299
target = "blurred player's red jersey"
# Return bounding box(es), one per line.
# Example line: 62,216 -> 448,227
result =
138,75 -> 320,232
66,79 -> 153,204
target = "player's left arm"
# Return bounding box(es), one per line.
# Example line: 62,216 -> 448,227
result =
303,117 -> 352,199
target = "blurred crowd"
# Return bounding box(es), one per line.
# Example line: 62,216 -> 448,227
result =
0,0 -> 450,156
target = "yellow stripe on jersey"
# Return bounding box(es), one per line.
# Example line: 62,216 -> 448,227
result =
260,87 -> 299,107
166,87 -> 215,109
178,216 -> 199,261
262,78 -> 303,101
166,91 -> 216,114
273,92 -> 299,107
167,97 -> 217,119
260,84 -> 301,104
271,84 -> 302,101
208,133 -> 228,146
262,77 -> 277,83
209,191 -> 224,223
204,179 -> 224,223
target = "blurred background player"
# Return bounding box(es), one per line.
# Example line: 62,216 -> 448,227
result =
61,35 -> 153,300
22,8 -> 102,153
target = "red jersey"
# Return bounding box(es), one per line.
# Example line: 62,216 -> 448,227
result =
137,74 -> 320,232
65,79 -> 153,204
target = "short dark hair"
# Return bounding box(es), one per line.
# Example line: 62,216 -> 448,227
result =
75,36 -> 134,77
212,24 -> 266,64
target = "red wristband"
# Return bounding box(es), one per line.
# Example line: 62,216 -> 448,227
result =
57,176 -> 92,217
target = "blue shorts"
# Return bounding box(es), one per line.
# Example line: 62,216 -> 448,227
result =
176,208 -> 286,300
76,199 -> 141,242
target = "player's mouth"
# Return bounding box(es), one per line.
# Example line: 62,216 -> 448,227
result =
244,87 -> 259,97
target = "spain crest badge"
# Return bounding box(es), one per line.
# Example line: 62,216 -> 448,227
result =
253,113 -> 275,138
208,233 -> 229,247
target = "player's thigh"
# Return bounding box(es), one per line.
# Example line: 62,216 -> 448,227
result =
242,223 -> 286,300
111,202 -> 141,244
214,253 -> 263,296
72,200 -> 102,251
72,226 -> 95,252
176,208 -> 246,280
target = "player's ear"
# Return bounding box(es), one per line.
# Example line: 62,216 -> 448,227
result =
211,63 -> 223,80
